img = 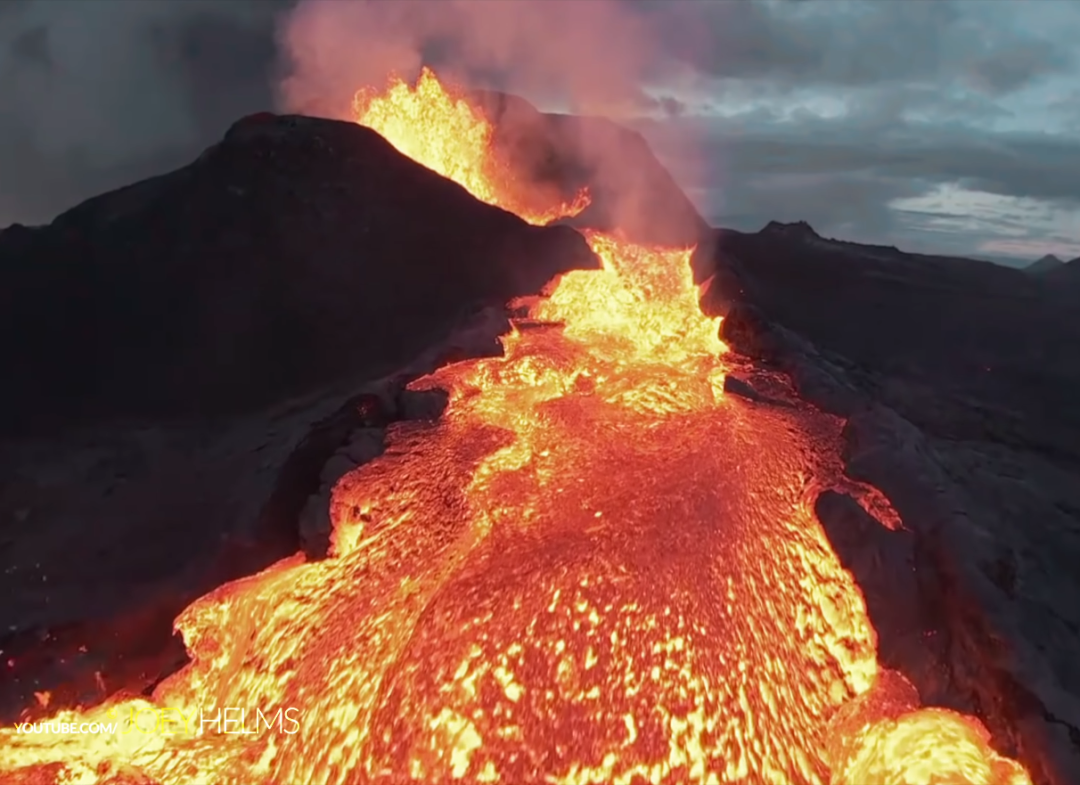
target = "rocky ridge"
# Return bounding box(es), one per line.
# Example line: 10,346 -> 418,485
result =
1026,254 -> 1064,274
0,112 -> 596,437
697,221 -> 1080,785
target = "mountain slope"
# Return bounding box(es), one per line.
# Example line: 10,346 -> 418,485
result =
1046,255 -> 1080,282
1026,254 -> 1065,274
695,221 -> 1080,785
0,113 -> 596,435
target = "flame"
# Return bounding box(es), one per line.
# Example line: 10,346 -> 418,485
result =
0,69 -> 1034,785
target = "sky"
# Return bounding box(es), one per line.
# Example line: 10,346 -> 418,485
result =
1,0 -> 1078,267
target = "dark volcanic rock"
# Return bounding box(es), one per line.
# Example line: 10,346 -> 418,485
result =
760,219 -> 821,240
470,89 -> 710,247
397,387 -> 451,422
719,301 -> 862,417
720,301 -> 784,363
0,113 -> 597,437
813,491 -> 935,689
842,407 -> 1080,785
721,374 -> 764,402
697,224 -> 1080,784
1046,255 -> 1080,283
701,225 -> 1080,456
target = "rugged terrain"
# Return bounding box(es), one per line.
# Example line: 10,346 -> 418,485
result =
0,97 -> 707,726
1,96 -> 1078,784
696,220 -> 1080,784
0,112 -> 596,436
0,112 -> 599,719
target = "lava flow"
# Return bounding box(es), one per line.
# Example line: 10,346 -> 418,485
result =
0,70 -> 1035,785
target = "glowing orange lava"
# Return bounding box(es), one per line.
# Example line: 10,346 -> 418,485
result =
353,67 -> 590,227
0,69 -> 1033,785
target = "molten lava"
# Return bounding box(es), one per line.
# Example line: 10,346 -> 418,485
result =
353,67 -> 590,227
1,70 -> 1034,785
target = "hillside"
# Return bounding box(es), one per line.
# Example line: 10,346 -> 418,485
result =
696,219 -> 1080,785
1027,254 -> 1065,274
0,113 -> 596,436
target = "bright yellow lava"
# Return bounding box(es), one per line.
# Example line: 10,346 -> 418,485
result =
353,67 -> 590,227
0,69 -> 1034,785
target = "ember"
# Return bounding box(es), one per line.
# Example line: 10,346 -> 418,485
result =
0,69 -> 1033,785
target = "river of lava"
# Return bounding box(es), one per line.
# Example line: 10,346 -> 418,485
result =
0,71 -> 1034,785
0,234 -> 1033,785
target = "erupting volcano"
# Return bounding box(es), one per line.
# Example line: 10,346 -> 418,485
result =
1,70 -> 1035,785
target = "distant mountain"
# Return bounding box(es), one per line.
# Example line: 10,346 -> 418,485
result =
761,219 -> 820,239
1026,254 -> 1065,274
1046,255 -> 1080,282
743,220 -> 985,268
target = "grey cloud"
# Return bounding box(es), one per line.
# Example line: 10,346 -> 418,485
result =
8,22 -> 48,68
0,0 -> 286,225
636,0 -> 1071,96
1048,89 -> 1080,121
965,40 -> 1072,94
637,109 -> 1080,257
731,173 -> 925,240
147,11 -> 283,139
657,116 -> 1080,206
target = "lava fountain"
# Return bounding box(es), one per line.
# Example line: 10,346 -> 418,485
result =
352,68 -> 591,227
0,70 -> 1033,785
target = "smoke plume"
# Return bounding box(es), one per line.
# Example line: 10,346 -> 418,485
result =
277,0 -> 669,118
276,0 -> 707,243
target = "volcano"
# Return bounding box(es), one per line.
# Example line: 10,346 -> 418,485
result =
0,69 -> 1073,785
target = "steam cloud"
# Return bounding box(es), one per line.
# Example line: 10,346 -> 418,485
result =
277,0 -> 672,118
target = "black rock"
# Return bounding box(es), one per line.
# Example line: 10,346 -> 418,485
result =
704,224 -> 1080,455
722,374 -> 764,402
719,301 -> 783,362
397,387 -> 450,421
761,219 -> 820,239
0,113 -> 598,437
1046,255 -> 1080,283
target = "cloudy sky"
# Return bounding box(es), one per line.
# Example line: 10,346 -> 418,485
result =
1,0 -> 1078,266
